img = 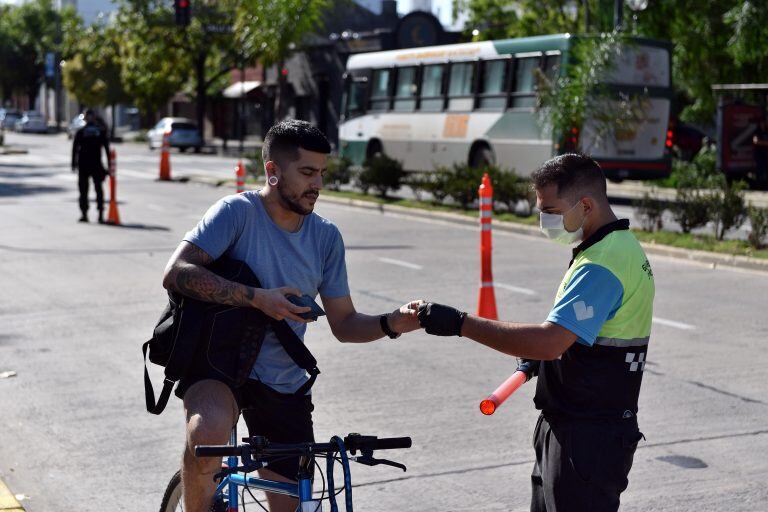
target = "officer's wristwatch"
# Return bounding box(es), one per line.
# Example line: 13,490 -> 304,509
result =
380,314 -> 401,339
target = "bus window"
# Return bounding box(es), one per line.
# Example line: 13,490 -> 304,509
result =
393,67 -> 417,112
344,78 -> 368,119
420,64 -> 444,112
369,69 -> 391,111
478,59 -> 508,110
510,56 -> 539,108
448,62 -> 475,111
544,53 -> 561,82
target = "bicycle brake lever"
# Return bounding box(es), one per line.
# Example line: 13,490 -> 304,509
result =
354,456 -> 407,472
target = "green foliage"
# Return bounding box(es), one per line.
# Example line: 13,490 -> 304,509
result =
669,158 -> 713,234
235,0 -> 329,66
0,0 -> 81,103
324,156 -> 352,191
62,25 -> 128,109
633,190 -> 666,232
747,204 -> 768,249
487,167 -> 534,215
708,177 -> 747,240
245,151 -> 264,180
357,154 -> 406,198
437,162 -> 486,209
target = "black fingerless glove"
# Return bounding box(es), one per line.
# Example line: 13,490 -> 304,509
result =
417,302 -> 467,337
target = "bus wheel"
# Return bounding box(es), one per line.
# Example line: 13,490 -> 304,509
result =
366,140 -> 383,161
470,145 -> 494,169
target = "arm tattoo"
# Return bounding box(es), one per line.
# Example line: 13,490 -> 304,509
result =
166,243 -> 256,307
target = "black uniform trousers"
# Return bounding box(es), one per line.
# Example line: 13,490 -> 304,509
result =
530,414 -> 643,512
78,169 -> 105,215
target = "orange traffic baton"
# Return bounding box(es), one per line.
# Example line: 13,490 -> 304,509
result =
158,132 -> 172,181
477,173 -> 498,319
235,160 -> 246,193
479,361 -> 538,415
106,149 -> 121,225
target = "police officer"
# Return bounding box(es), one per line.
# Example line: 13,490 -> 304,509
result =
71,109 -> 110,223
418,153 -> 655,512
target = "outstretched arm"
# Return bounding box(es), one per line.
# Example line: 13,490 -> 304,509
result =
417,303 -> 576,360
162,241 -> 311,323
322,295 -> 421,343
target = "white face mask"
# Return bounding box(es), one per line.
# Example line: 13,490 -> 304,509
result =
539,202 -> 585,245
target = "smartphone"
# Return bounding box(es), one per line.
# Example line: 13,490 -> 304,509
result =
287,294 -> 326,321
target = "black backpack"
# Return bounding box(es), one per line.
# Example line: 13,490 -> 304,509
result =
142,257 -> 320,414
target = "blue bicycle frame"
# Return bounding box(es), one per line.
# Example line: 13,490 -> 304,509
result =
214,425 -> 317,511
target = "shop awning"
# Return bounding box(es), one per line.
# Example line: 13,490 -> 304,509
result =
222,81 -> 262,99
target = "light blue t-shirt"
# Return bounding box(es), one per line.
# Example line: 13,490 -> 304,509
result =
546,263 -> 624,346
184,191 -> 350,393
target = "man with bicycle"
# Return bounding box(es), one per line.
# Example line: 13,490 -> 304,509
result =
418,154 -> 654,512
162,119 -> 421,512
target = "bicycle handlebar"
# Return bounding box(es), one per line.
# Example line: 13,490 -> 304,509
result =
195,435 -> 412,459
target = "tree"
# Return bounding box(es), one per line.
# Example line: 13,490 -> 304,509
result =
0,0 -> 80,107
116,0 -> 242,139
62,25 -> 129,138
114,1 -> 189,120
235,0 -> 330,120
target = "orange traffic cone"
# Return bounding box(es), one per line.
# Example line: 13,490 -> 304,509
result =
235,160 -> 246,193
477,173 -> 498,319
158,133 -> 171,181
106,149 -> 121,225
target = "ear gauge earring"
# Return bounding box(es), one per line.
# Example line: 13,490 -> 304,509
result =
268,175 -> 279,186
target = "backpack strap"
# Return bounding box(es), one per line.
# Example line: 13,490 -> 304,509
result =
271,319 -> 321,395
143,340 -> 175,415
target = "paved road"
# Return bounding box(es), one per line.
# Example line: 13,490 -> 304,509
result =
0,132 -> 767,511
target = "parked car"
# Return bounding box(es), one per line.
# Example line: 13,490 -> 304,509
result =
67,113 -> 86,139
14,111 -> 48,133
147,117 -> 202,152
0,109 -> 22,130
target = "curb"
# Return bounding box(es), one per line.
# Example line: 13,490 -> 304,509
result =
0,148 -> 28,156
0,479 -> 24,511
318,195 -> 768,273
183,176 -> 768,274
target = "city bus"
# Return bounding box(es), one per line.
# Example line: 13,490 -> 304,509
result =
339,33 -> 673,180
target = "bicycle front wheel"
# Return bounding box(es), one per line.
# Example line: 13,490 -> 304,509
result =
158,468 -> 268,511
159,470 -> 182,512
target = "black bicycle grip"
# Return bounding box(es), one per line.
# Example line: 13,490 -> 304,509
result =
195,445 -> 244,458
372,437 -> 412,450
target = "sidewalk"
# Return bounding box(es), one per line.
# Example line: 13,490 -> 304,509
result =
606,181 -> 768,208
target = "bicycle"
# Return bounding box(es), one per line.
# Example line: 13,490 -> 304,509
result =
159,425 -> 412,512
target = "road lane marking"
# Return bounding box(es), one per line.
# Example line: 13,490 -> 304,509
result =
0,478 -> 24,511
653,317 -> 695,330
495,283 -> 537,296
378,257 -> 423,270
116,169 -> 155,179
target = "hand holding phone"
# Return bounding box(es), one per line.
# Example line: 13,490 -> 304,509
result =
287,294 -> 326,321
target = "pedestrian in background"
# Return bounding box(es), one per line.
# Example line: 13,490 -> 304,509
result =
71,109 -> 110,223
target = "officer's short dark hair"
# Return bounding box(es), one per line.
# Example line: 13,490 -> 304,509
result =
262,119 -> 331,166
531,153 -> 607,200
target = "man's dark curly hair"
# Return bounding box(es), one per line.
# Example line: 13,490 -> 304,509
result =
262,119 -> 331,165
531,153 -> 607,201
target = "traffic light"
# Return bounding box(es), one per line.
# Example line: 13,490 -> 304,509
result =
175,0 -> 190,26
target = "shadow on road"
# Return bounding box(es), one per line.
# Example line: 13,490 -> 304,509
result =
0,183 -> 66,197
105,223 -> 171,232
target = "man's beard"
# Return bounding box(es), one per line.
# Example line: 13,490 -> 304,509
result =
277,184 -> 317,216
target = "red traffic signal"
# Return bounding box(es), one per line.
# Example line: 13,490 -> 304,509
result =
175,0 -> 190,26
